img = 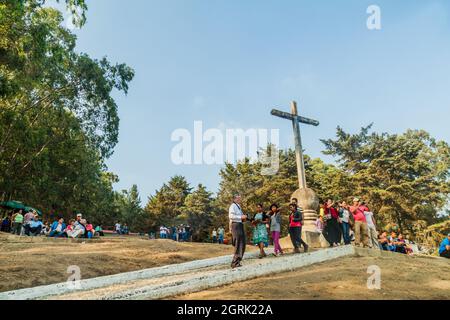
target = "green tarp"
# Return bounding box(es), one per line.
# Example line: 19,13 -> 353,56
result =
0,201 -> 42,216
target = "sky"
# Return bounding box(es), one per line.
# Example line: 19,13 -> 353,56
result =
56,0 -> 450,200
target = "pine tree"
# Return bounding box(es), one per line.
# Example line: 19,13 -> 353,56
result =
180,184 -> 215,241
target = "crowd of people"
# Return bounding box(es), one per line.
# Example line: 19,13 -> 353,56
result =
315,198 -> 421,255
211,226 -> 226,244
0,209 -> 103,239
159,224 -> 192,242
226,194 -> 450,269
114,222 -> 129,235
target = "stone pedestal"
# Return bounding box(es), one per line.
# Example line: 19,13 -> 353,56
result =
291,187 -> 324,248
291,188 -> 318,230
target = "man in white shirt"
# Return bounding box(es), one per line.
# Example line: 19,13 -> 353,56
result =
229,194 -> 247,268
363,207 -> 379,249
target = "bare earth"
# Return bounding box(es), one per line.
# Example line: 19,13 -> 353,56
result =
176,253 -> 450,300
1,232 -> 449,299
0,232 -> 245,292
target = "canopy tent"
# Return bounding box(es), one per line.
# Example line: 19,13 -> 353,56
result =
0,201 -> 42,216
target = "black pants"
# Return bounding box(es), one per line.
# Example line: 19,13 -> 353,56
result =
289,226 -> 308,250
25,225 -> 42,236
231,222 -> 246,267
440,249 -> 450,259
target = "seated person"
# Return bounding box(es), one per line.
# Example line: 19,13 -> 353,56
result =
64,219 -> 77,238
41,222 -> 51,236
439,233 -> 450,259
95,225 -> 104,236
85,221 -> 95,239
394,234 -> 408,254
49,218 -> 66,238
26,216 -> 43,236
1,214 -> 12,233
121,224 -> 129,235
72,219 -> 86,238
387,232 -> 398,252
378,231 -> 389,251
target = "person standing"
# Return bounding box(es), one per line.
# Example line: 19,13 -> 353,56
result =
338,201 -> 352,245
116,222 -> 122,235
218,226 -> 225,244
11,209 -> 24,235
269,204 -> 283,256
349,198 -> 369,247
23,210 -> 35,235
363,206 -> 379,249
323,199 -> 342,246
252,204 -> 269,258
212,228 -> 217,243
229,195 -> 247,268
289,203 -> 309,253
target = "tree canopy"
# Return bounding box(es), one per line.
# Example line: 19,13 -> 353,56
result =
0,0 -> 135,226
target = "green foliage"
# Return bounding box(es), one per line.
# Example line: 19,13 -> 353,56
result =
115,185 -> 145,232
0,0 -> 134,225
144,176 -> 192,230
322,126 -> 450,235
180,184 -> 215,241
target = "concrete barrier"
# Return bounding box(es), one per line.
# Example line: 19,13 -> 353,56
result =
0,249 -> 272,300
97,246 -> 356,300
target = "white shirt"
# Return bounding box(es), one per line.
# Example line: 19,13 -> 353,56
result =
364,211 -> 376,229
229,202 -> 243,223
341,209 -> 350,223
115,223 -> 121,231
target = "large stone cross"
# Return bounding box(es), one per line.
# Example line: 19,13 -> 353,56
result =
271,101 -> 319,189
271,101 -> 321,239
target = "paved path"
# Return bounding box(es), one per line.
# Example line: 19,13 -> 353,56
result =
1,246 -> 355,300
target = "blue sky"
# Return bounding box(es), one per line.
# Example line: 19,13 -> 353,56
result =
59,0 -> 450,200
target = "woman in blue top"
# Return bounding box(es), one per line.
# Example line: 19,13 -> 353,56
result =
252,204 -> 269,258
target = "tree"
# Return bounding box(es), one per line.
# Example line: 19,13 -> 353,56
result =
116,185 -> 145,232
180,184 -> 215,241
144,175 -> 192,229
0,0 -> 134,223
322,126 -> 450,235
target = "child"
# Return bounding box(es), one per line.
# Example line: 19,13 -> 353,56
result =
64,219 -> 76,238
85,220 -> 95,239
269,204 -> 283,256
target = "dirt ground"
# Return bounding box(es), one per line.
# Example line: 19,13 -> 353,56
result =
0,232 -> 246,292
177,253 -> 450,300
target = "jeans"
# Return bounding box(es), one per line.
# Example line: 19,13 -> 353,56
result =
341,222 -> 351,245
218,235 -> 224,244
440,249 -> 450,259
49,230 -> 65,238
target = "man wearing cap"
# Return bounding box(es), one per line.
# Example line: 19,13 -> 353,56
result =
439,234 -> 450,259
229,194 -> 248,268
349,198 -> 369,247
